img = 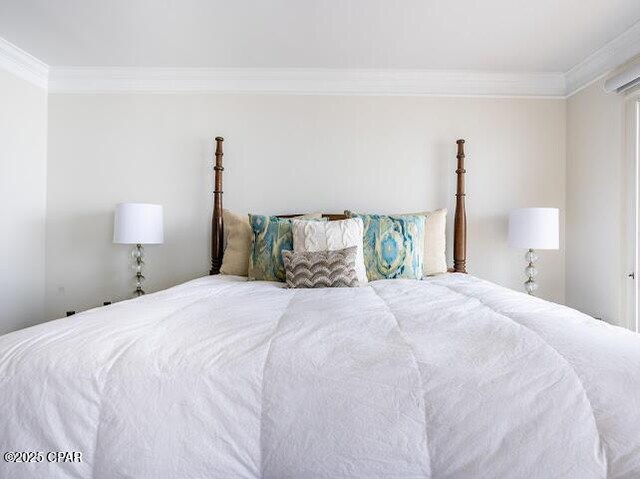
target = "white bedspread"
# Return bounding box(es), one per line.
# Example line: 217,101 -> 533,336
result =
1,274 -> 639,478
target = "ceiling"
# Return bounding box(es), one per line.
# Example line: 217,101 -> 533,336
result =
1,0 -> 639,72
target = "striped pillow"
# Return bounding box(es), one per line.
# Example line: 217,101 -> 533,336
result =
282,247 -> 359,288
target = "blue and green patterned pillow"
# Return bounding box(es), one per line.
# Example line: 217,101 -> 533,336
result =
248,214 -> 325,282
350,214 -> 425,280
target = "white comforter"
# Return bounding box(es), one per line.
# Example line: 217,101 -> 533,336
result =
1,274 -> 639,479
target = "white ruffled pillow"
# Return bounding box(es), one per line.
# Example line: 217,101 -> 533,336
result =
291,218 -> 368,285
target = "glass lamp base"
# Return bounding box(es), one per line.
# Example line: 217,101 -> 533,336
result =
524,278 -> 538,295
524,248 -> 538,296
132,244 -> 146,297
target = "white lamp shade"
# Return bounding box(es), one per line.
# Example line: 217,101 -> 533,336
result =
508,208 -> 559,250
113,203 -> 164,244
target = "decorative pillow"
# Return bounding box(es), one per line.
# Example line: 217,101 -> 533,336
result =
282,247 -> 359,288
222,211 -> 321,277
291,218 -> 367,285
248,214 -> 325,282
220,210 -> 253,276
404,209 -> 447,276
349,214 -> 425,280
346,208 -> 447,277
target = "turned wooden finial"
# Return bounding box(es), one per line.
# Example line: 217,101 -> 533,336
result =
453,139 -> 467,273
210,137 -> 225,275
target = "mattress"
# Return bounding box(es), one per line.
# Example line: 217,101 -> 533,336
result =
1,273 -> 639,478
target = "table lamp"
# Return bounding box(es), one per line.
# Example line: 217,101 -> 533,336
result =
508,208 -> 559,295
113,203 -> 164,296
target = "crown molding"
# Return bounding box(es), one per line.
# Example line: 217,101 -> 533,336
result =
48,67 -> 567,97
7,19 -> 640,98
0,37 -> 48,89
565,20 -> 640,97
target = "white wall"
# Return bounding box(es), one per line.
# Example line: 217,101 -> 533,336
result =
566,80 -> 631,327
0,68 -> 48,334
45,94 -> 566,320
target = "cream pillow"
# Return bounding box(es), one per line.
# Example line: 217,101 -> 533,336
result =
406,209 -> 447,276
220,210 -> 253,276
292,218 -> 367,285
220,210 -> 323,276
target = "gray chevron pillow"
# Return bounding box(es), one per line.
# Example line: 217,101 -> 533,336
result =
282,246 -> 359,288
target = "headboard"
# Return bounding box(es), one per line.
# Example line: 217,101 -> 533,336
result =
209,137 -> 467,275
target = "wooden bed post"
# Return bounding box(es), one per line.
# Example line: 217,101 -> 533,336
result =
210,137 -> 224,275
208,136 -> 466,275
453,139 -> 467,273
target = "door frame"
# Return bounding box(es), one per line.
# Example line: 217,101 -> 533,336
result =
624,98 -> 640,332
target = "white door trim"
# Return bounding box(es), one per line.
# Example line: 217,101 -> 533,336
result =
624,98 -> 640,332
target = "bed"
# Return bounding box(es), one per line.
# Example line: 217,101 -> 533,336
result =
1,139 -> 639,479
